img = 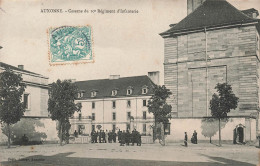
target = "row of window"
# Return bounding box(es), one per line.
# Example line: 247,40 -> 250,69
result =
78,87 -> 149,98
81,111 -> 147,121
90,100 -> 147,109
91,124 -> 147,133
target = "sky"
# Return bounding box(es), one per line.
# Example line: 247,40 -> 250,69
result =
0,0 -> 259,84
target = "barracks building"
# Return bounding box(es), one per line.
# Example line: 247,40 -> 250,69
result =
70,72 -> 159,143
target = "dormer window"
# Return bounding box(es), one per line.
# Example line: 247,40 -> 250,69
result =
91,91 -> 97,98
112,90 -> 117,96
142,86 -> 148,94
78,91 -> 84,98
127,86 -> 133,95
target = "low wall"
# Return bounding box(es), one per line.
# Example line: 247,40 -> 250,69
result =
141,136 -> 153,144
165,117 -> 257,143
71,136 -> 91,144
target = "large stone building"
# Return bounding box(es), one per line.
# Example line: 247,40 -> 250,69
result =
70,72 -> 159,137
0,62 -> 57,142
160,0 -> 260,142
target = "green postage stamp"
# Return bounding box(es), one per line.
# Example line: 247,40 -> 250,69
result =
48,26 -> 93,65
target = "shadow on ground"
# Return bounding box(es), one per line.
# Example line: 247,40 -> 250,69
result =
1,152 -> 254,166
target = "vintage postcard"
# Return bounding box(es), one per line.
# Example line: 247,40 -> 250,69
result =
0,0 -> 260,165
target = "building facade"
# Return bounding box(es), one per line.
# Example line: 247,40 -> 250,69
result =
0,62 -> 57,142
70,72 -> 159,136
160,0 -> 260,142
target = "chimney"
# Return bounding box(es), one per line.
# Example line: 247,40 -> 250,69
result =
18,65 -> 24,70
109,75 -> 120,80
241,8 -> 259,18
148,71 -> 160,85
187,0 -> 206,15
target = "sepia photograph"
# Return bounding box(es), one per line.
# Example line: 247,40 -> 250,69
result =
0,0 -> 260,165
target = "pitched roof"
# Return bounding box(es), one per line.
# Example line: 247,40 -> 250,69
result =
160,0 -> 260,37
0,61 -> 44,77
75,75 -> 155,99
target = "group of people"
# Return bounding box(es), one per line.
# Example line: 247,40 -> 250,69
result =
90,130 -> 117,143
184,130 -> 198,147
89,129 -> 141,146
118,129 -> 141,146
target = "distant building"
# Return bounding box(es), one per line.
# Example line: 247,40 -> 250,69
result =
0,62 -> 57,142
0,62 -> 49,117
160,0 -> 260,142
70,72 -> 159,136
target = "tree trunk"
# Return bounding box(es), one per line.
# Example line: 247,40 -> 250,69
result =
153,116 -> 157,142
7,124 -> 11,148
161,123 -> 165,146
219,118 -> 222,147
59,121 -> 63,146
210,137 -> 211,144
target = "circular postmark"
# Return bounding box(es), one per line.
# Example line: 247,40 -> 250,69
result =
49,26 -> 93,64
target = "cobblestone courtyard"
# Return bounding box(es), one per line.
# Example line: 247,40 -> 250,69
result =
0,143 -> 258,166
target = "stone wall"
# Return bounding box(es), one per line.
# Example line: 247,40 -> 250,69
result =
164,25 -> 259,118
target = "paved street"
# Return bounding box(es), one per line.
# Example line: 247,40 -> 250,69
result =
0,143 -> 258,166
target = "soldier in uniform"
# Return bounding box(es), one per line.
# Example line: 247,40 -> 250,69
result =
126,130 -> 130,146
184,132 -> 188,147
118,129 -> 122,143
105,130 -> 109,143
108,130 -> 112,143
132,129 -> 137,145
91,130 -> 95,143
94,131 -> 98,143
113,130 -> 117,143
194,130 -> 197,144
98,131 -> 102,143
136,131 -> 141,146
101,130 -> 106,143
120,130 -> 126,146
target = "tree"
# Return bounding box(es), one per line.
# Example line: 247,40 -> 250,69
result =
1,118 -> 47,145
201,118 -> 228,143
48,79 -> 81,146
209,83 -> 239,146
0,69 -> 26,148
147,85 -> 172,146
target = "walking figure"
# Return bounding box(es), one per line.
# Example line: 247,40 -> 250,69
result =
184,132 -> 188,147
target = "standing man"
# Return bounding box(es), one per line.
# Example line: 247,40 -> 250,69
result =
94,131 -> 98,143
126,130 -> 130,146
91,130 -> 94,143
184,132 -> 188,147
118,129 -> 122,143
194,130 -> 198,144
101,130 -> 105,143
105,130 -> 109,143
112,130 -> 117,143
99,130 -> 102,143
120,130 -> 126,146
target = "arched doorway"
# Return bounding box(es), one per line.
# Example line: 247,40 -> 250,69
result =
233,124 -> 245,144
